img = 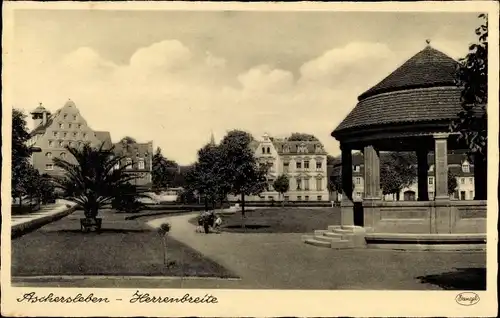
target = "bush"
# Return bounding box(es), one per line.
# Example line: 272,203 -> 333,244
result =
112,184 -> 146,213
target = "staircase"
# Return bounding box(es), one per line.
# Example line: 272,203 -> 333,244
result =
302,225 -> 367,249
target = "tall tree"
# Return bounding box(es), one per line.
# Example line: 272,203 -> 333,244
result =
273,175 -> 290,206
380,152 -> 417,200
12,109 -> 33,205
288,133 -> 319,141
220,130 -> 267,217
152,147 -> 178,191
450,14 -> 488,200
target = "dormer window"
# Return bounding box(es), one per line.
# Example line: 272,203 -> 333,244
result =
46,152 -> 52,158
429,165 -> 434,172
74,115 -> 77,121
353,165 -> 360,172
125,158 -> 133,169
266,147 -> 270,154
59,123 -> 63,129
138,159 -> 145,169
315,144 -> 323,153
283,145 -> 290,153
262,147 -> 265,154
63,114 -> 67,119
60,152 -> 66,159
462,163 -> 470,173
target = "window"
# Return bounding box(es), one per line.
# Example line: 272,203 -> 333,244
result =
125,158 -> 133,169
45,164 -> 54,170
297,196 -> 302,201
460,191 -> 466,200
355,177 -> 361,185
353,165 -> 360,172
69,141 -> 74,147
296,162 -> 302,169
305,196 -> 309,201
114,161 -> 120,170
83,133 -> 87,139
469,177 -> 473,184
460,178 -> 465,184
138,159 -> 145,169
63,114 -> 67,119
462,164 -> 470,173
429,165 -> 434,172
317,196 -> 322,201
296,178 -> 302,190
73,132 -> 77,137
316,162 -> 322,169
59,123 -> 63,129
68,123 -> 72,128
74,115 -> 77,121
63,132 -> 67,137
304,161 -> 309,169
428,177 -> 433,185
304,178 -> 310,191
262,147 -> 265,154
78,124 -> 82,129
48,140 -> 53,147
316,179 -> 322,191
283,146 -> 290,153
283,162 -> 289,173
60,152 -> 66,159
46,152 -> 52,158
356,192 -> 362,198
266,147 -> 270,154
53,132 -> 57,137
59,141 -> 64,147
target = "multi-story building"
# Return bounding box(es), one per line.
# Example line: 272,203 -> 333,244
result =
27,100 -> 152,188
229,133 -> 329,202
330,150 -> 476,202
112,139 -> 153,188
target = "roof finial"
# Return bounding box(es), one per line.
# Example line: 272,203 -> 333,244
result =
426,39 -> 431,46
209,130 -> 215,146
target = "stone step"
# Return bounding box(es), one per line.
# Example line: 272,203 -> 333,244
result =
331,228 -> 356,234
323,231 -> 344,239
314,234 -> 343,243
314,229 -> 328,236
304,238 -> 332,248
327,225 -> 341,231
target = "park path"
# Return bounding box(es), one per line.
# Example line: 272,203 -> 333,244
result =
146,213 -> 486,290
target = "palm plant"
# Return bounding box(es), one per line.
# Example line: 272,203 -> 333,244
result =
51,142 -> 148,231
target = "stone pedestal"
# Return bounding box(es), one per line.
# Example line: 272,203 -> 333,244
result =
432,199 -> 452,234
341,196 -> 354,226
362,145 -> 381,231
340,144 -> 354,226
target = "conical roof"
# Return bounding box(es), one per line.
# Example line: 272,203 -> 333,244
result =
358,45 -> 459,101
31,103 -> 49,114
333,45 -> 463,136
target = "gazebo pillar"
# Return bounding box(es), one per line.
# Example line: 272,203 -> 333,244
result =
416,148 -> 429,201
432,133 -> 451,234
340,144 -> 354,226
474,152 -> 487,200
362,145 -> 380,230
433,133 -> 449,200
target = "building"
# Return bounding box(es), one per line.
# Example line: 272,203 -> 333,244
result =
113,139 -> 153,188
27,100 -> 152,188
330,151 -> 476,202
229,133 -> 329,202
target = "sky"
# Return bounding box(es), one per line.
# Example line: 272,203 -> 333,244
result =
9,9 -> 482,165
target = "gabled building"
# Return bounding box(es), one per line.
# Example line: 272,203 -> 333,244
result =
27,100 -> 153,188
229,133 -> 329,202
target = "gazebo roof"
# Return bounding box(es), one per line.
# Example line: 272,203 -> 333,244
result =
333,45 -> 462,138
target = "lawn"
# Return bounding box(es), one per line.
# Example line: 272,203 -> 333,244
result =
11,209 -> 237,278
189,207 -> 341,233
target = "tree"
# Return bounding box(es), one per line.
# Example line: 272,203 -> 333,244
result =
327,155 -> 340,166
157,223 -> 171,266
152,147 -> 178,191
51,143 -> 147,230
273,175 -> 290,206
380,152 -> 417,200
12,109 -> 32,204
220,130 -> 267,218
450,14 -> 488,200
288,133 -> 319,141
448,171 -> 458,196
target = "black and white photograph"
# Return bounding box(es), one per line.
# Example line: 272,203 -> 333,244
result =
1,1 -> 498,317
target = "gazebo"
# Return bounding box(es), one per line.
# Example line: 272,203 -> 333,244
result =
303,44 -> 487,250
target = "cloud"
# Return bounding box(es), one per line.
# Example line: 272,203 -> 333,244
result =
11,39 -> 407,164
299,42 -> 394,85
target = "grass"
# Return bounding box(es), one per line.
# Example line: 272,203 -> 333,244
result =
11,209 -> 237,278
188,207 -> 341,233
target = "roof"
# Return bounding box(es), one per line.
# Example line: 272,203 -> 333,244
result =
333,46 -> 462,135
31,104 -> 50,114
358,45 -> 459,100
113,140 -> 153,157
94,131 -> 113,149
272,139 -> 327,155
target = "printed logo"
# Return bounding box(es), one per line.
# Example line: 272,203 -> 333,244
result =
455,292 -> 480,306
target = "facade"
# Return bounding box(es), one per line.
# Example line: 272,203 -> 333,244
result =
229,133 -> 329,202
113,139 -> 154,187
27,100 -> 153,188
331,151 -> 476,202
